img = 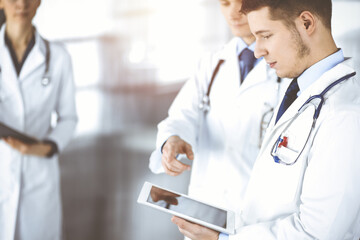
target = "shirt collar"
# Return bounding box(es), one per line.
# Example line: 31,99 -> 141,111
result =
235,37 -> 261,65
236,37 -> 256,55
297,49 -> 344,93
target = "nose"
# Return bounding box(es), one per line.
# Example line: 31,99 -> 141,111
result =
16,0 -> 30,8
254,41 -> 267,59
229,2 -> 243,19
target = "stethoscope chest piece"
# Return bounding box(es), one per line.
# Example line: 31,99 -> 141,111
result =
198,95 -> 210,113
41,76 -> 50,86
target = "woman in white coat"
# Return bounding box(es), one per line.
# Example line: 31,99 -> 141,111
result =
149,0 -> 289,217
172,0 -> 360,239
0,0 -> 77,239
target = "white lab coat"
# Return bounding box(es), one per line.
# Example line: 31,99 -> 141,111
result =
230,59 -> 360,239
149,37 -> 290,216
0,26 -> 77,240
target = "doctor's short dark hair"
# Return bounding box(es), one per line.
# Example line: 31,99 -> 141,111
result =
240,0 -> 332,30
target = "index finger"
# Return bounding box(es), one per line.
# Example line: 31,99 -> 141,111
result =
162,155 -> 190,175
163,146 -> 190,168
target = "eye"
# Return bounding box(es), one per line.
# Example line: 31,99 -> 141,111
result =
219,0 -> 229,6
263,34 -> 272,40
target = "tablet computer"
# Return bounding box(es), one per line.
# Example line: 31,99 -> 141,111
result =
0,122 -> 39,144
137,181 -> 235,234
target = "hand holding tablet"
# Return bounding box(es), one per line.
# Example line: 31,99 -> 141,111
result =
137,181 -> 236,234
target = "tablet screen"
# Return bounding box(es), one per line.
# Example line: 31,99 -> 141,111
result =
147,186 -> 227,228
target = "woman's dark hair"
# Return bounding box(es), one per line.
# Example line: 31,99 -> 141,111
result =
0,9 -> 5,27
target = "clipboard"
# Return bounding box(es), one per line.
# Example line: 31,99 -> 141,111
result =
0,122 -> 39,144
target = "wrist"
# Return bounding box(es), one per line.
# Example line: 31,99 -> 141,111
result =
161,135 -> 180,153
42,140 -> 58,158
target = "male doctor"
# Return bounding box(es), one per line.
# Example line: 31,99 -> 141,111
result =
149,0 -> 288,220
172,0 -> 360,239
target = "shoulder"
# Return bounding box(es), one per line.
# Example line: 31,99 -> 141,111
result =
318,75 -> 360,134
327,75 -> 360,109
316,107 -> 360,147
35,31 -> 71,63
47,41 -> 71,60
195,38 -> 237,70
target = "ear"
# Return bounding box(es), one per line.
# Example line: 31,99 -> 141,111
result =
299,11 -> 316,34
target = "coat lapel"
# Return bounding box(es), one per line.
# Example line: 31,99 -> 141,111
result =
18,31 -> 46,81
217,38 -> 241,89
238,59 -> 276,95
0,26 -> 21,101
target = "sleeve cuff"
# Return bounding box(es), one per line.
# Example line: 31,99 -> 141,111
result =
218,232 -> 229,240
160,140 -> 167,154
43,139 -> 59,158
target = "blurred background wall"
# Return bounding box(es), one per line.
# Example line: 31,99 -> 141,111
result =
27,0 -> 360,239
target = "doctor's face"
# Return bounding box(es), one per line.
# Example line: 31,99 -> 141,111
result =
219,0 -> 255,44
0,0 -> 40,26
248,7 -> 310,78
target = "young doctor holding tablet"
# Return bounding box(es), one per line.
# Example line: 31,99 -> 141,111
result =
149,0 -> 289,230
172,0 -> 360,239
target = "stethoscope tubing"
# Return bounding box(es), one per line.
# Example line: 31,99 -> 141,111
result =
198,59 -> 225,113
298,72 -> 356,120
272,71 -> 357,165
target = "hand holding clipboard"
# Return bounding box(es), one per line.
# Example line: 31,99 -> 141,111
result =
0,122 -> 39,144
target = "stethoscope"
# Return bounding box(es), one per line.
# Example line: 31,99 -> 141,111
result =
270,71 -> 356,165
198,59 -> 225,113
198,59 -> 282,112
0,38 -> 51,102
198,58 -> 282,146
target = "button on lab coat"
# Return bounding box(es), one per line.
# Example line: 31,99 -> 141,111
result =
230,59 -> 360,239
0,26 -> 77,240
149,37 -> 290,216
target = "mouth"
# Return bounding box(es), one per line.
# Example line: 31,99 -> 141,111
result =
230,21 -> 247,27
268,62 -> 277,68
16,11 -> 30,16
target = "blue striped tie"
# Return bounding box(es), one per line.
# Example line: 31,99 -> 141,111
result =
239,48 -> 256,84
275,78 -> 299,124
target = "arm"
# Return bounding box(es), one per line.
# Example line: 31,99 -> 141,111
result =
2,137 -> 53,157
45,47 -> 78,152
149,54 -> 213,174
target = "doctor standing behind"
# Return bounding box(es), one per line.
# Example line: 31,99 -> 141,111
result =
149,0 -> 289,223
0,0 -> 77,239
172,0 -> 360,239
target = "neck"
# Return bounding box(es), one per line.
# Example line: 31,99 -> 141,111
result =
242,35 -> 256,46
306,30 -> 338,70
5,23 -> 34,49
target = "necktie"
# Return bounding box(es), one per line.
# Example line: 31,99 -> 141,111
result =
239,48 -> 256,84
275,78 -> 299,124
